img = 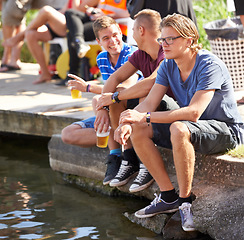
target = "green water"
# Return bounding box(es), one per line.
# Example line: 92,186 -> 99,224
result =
0,135 -> 161,239
0,134 -> 212,240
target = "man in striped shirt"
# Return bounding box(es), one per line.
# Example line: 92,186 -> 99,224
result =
61,16 -> 140,185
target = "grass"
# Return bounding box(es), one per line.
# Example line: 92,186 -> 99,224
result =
227,145 -> 244,159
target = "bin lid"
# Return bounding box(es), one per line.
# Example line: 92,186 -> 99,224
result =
204,17 -> 242,40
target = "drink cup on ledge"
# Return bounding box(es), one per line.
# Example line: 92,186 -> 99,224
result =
71,89 -> 82,99
96,128 -> 110,148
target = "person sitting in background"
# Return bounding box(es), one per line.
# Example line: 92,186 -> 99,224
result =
233,0 -> 244,104
2,0 -> 98,84
61,16 -> 140,185
114,13 -> 244,231
0,0 -> 32,72
56,0 -> 130,86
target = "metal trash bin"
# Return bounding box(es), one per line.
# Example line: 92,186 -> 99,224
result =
204,17 -> 244,90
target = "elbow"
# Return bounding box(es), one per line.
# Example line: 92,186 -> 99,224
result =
189,110 -> 201,122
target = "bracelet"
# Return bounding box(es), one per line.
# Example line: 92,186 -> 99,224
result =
86,84 -> 91,92
146,112 -> 151,126
103,106 -> 109,111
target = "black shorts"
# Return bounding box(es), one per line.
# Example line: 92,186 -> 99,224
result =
46,24 -> 63,40
234,0 -> 244,15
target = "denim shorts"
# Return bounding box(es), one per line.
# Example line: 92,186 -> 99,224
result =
72,116 -> 96,128
152,119 -> 237,155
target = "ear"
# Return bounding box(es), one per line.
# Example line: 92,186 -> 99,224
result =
186,37 -> 193,47
139,25 -> 145,36
96,38 -> 101,46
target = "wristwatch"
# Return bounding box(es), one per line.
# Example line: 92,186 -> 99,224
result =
111,91 -> 121,103
146,112 -> 151,126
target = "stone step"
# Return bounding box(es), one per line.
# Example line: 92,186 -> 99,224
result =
48,134 -> 244,240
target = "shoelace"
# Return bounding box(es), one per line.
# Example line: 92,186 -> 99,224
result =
148,193 -> 162,208
180,204 -> 191,222
115,162 -> 131,178
134,167 -> 148,182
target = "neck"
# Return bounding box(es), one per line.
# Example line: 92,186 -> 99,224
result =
143,40 -> 160,61
175,49 -> 197,81
109,53 -> 120,67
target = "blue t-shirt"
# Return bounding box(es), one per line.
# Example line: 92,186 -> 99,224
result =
96,42 -> 139,83
156,49 -> 244,142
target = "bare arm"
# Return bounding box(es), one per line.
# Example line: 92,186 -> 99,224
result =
102,61 -> 138,93
118,64 -> 161,101
120,83 -> 215,125
76,0 -> 99,12
68,74 -> 103,94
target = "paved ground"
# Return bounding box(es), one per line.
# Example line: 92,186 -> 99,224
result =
0,62 -> 244,136
0,63 -> 97,120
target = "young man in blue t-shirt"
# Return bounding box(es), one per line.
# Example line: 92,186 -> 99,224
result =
114,14 -> 244,232
61,16 -> 139,185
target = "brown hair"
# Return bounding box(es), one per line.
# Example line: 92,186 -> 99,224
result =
93,16 -> 120,39
134,9 -> 162,34
161,13 -> 202,52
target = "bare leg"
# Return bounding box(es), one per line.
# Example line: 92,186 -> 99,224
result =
0,25 -> 15,70
131,123 -> 174,191
8,24 -> 26,68
62,124 -> 97,147
3,5 -> 67,49
170,121 -> 195,198
25,26 -> 52,84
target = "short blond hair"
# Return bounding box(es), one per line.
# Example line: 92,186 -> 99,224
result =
134,9 -> 162,34
93,16 -> 120,39
161,13 -> 202,53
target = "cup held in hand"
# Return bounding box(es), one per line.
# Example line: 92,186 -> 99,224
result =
96,129 -> 110,148
71,89 -> 82,99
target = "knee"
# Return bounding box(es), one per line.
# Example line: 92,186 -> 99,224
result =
25,29 -> 36,42
130,123 -> 150,143
170,121 -> 190,143
61,126 -> 74,144
39,5 -> 53,18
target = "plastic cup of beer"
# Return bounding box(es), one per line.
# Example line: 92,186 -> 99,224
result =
71,89 -> 82,99
96,128 -> 110,148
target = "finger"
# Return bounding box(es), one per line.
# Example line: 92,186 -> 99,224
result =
68,74 -> 81,81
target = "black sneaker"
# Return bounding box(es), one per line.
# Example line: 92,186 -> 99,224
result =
109,160 -> 139,187
73,38 -> 90,58
129,163 -> 154,192
103,154 -> 122,185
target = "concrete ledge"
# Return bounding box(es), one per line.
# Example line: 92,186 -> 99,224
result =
0,110 -> 78,137
48,134 -> 244,239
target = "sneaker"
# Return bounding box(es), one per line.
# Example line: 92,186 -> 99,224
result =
103,155 -> 122,185
135,193 -> 179,218
73,38 -> 90,58
109,160 -> 139,187
179,202 -> 196,232
129,163 -> 154,192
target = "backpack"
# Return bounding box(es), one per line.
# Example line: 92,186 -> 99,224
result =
126,0 -> 145,19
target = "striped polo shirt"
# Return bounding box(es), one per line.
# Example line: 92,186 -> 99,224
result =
96,42 -> 138,83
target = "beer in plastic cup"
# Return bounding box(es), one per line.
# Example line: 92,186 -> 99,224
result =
96,129 -> 110,148
71,89 -> 82,99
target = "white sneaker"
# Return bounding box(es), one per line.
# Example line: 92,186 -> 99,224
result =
179,202 -> 196,231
